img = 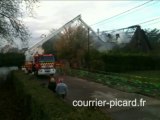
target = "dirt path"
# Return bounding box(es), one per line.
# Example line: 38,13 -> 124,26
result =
63,76 -> 160,120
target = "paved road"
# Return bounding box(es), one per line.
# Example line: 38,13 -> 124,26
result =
63,76 -> 160,120
36,75 -> 160,120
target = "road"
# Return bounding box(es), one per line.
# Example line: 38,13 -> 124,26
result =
64,76 -> 160,120
38,75 -> 160,120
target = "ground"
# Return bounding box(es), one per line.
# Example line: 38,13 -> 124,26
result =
63,76 -> 160,120
37,74 -> 160,120
1,71 -> 160,120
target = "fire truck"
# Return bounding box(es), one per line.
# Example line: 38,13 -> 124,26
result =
32,54 -> 56,75
23,52 -> 56,75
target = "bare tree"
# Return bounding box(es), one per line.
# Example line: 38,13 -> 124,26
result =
54,25 -> 93,68
0,0 -> 37,44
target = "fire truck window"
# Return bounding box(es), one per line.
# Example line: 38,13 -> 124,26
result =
39,56 -> 55,62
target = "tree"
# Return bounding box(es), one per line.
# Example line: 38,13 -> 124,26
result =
53,25 -> 93,68
42,38 -> 57,54
144,28 -> 160,54
145,28 -> 160,48
0,0 -> 37,44
42,25 -> 106,70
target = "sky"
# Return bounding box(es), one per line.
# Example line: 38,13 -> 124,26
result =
22,0 -> 160,47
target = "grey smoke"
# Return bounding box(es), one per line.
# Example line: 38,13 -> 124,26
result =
0,67 -> 18,81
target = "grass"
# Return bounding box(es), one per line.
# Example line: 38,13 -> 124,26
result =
123,70 -> 160,80
67,69 -> 160,98
0,77 -> 27,120
111,70 -> 160,86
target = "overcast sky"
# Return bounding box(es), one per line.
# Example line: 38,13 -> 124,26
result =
22,0 -> 160,47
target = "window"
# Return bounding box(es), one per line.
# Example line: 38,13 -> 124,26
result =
39,56 -> 55,62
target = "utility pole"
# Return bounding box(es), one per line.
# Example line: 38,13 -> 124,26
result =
88,27 -> 90,71
137,26 -> 141,50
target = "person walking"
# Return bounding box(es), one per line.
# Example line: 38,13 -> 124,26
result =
55,79 -> 68,99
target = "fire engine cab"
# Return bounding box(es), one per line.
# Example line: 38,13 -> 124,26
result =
32,54 -> 56,75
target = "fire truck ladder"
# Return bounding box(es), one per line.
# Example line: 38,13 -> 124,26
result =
26,15 -> 102,55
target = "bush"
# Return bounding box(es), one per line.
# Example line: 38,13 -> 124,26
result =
0,53 -> 25,67
101,54 -> 159,72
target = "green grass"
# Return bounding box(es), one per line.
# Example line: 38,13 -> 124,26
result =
0,77 -> 27,120
123,70 -> 160,79
67,69 -> 160,98
116,70 -> 160,85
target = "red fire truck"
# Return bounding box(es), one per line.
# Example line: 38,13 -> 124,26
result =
32,54 -> 56,75
23,53 -> 56,76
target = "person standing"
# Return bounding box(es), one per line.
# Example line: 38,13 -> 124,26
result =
48,76 -> 56,93
55,79 -> 68,99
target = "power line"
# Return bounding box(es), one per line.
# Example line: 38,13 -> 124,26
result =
138,17 -> 160,25
147,21 -> 160,26
98,15 -> 160,33
99,16 -> 160,33
142,20 -> 160,28
90,0 -> 153,26
109,1 -> 158,22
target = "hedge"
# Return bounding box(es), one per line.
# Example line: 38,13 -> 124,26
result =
0,53 -> 25,67
101,54 -> 160,72
73,54 -> 160,73
11,71 -> 110,120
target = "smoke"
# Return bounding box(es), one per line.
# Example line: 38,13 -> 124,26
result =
117,32 -> 131,44
100,31 -> 134,44
0,67 -> 18,81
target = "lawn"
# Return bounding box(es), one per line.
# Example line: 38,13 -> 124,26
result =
68,69 -> 160,98
0,79 -> 27,120
121,70 -> 160,84
123,70 -> 160,79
